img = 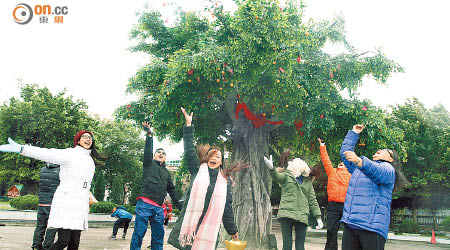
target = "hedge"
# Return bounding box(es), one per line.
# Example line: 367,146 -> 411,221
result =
398,220 -> 419,233
10,195 -> 39,210
90,201 -> 117,213
89,201 -> 136,215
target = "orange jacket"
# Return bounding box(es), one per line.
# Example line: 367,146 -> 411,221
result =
319,145 -> 351,203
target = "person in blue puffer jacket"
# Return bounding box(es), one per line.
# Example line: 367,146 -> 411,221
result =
109,206 -> 133,240
340,124 -> 409,250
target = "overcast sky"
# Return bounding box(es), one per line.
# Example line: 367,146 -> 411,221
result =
1,0 -> 449,160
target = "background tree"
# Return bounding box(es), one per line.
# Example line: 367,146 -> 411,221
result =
110,175 -> 124,204
119,1 -> 402,247
0,83 -> 96,194
92,170 -> 106,201
388,98 -> 450,227
95,119 -> 144,204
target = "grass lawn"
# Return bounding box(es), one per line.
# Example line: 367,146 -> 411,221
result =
0,201 -> 13,210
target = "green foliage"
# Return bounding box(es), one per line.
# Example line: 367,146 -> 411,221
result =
119,0 -> 402,146
110,175 -> 124,204
443,216 -> 450,232
173,155 -> 189,198
397,220 -> 419,233
94,119 -> 144,203
9,194 -> 38,210
93,170 -> 106,201
387,98 -> 450,209
122,204 -> 136,215
0,83 -> 97,191
128,171 -> 142,206
90,201 -> 117,214
172,208 -> 180,216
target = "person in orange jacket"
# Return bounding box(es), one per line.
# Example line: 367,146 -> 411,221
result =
318,138 -> 352,250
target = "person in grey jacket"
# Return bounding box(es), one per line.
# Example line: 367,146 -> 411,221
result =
32,163 -> 60,250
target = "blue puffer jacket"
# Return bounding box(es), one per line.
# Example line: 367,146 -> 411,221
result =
340,131 -> 395,240
111,206 -> 133,219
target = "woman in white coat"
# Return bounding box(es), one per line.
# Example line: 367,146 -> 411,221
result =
0,130 -> 106,250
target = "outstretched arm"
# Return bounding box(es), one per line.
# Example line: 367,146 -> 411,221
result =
0,138 -> 71,165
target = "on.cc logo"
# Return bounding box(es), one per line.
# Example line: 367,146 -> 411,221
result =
13,3 -> 33,25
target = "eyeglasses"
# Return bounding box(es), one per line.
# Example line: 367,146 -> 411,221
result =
156,150 -> 166,155
81,134 -> 92,140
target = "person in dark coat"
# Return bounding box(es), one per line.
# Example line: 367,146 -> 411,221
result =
168,108 -> 239,250
130,121 -> 182,250
32,163 -> 60,250
109,206 -> 133,240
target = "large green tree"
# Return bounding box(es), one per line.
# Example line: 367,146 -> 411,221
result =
388,98 -> 450,225
0,84 -> 96,194
119,1 -> 402,247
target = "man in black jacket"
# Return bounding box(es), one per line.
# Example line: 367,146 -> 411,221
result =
32,163 -> 60,250
130,122 -> 182,250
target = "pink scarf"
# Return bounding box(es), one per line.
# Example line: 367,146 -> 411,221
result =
179,163 -> 228,250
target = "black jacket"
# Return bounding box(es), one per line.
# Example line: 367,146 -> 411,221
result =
38,163 -> 60,204
139,133 -> 181,209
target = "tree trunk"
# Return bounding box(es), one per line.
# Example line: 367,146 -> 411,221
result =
411,197 -> 418,224
231,113 -> 273,249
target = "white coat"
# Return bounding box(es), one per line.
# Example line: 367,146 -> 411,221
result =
22,145 -> 95,230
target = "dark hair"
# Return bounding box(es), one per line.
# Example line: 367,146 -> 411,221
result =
309,165 -> 322,178
389,150 -> 410,192
196,144 -> 225,169
89,138 -> 107,165
277,148 -> 292,169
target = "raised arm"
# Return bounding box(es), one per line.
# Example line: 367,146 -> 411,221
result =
142,122 -> 153,168
181,108 -> 200,174
340,125 -> 364,174
318,138 -> 334,177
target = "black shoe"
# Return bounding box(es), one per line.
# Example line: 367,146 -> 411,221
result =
109,235 -> 117,240
122,233 -> 126,239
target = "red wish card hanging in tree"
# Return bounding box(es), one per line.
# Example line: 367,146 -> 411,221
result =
235,102 -> 284,128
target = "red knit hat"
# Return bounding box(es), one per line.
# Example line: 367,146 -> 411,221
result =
73,130 -> 93,147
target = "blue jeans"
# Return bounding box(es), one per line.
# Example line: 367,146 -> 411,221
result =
130,199 -> 165,250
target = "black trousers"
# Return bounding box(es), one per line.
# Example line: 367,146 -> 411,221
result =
112,218 -> 132,236
342,224 -> 386,250
278,217 -> 307,250
32,206 -> 57,250
49,229 -> 81,250
325,202 -> 344,250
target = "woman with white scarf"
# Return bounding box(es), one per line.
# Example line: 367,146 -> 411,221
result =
168,107 -> 239,250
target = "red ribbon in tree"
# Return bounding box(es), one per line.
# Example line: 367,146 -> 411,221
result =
235,102 -> 284,128
188,68 -> 194,75
294,120 -> 303,131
